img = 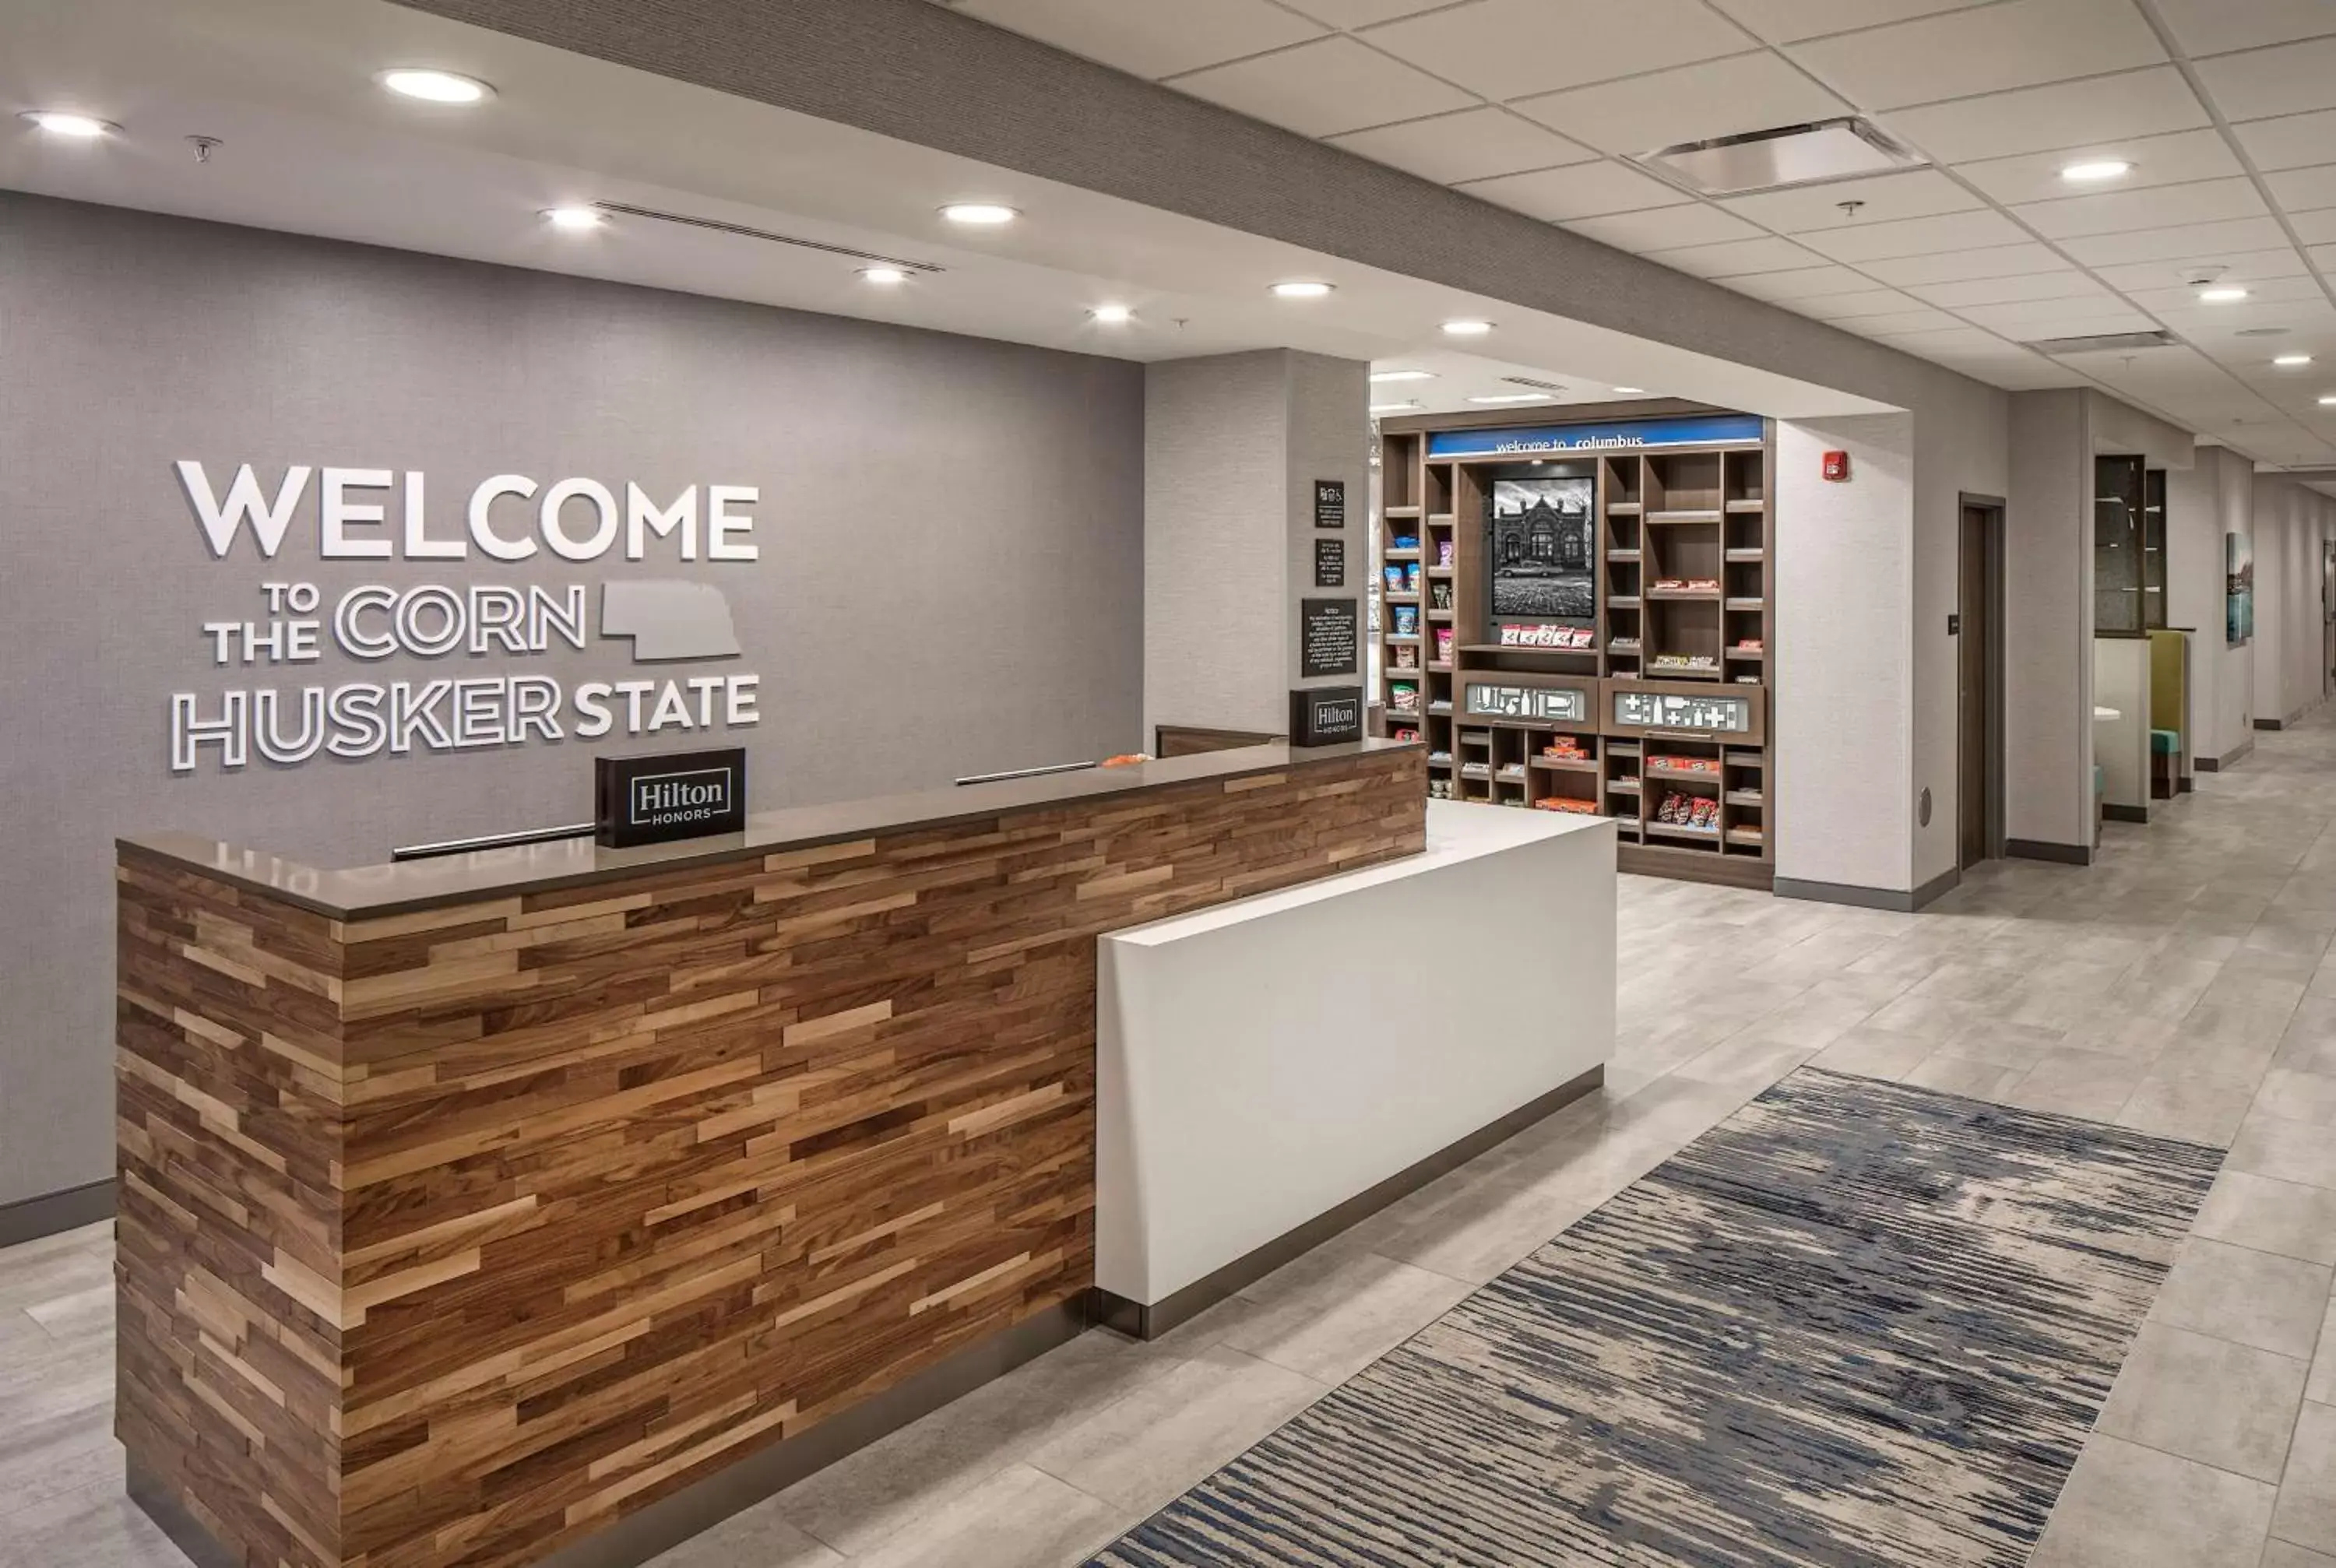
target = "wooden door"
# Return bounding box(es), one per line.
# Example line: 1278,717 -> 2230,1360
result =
1959,506 -> 1997,869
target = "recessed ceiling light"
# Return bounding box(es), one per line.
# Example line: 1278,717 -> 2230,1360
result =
858,265 -> 909,285
1090,304 -> 1134,324
542,206 -> 604,231
1370,401 -> 1420,414
2274,353 -> 2314,367
2321,395 -> 2336,406
939,202 -> 1018,226
1370,369 -> 1435,383
2199,287 -> 2250,303
1468,393 -> 1549,405
2060,159 -> 2133,184
19,111 -> 118,138
377,69 -> 494,104
1612,386 -> 1648,395
1271,280 -> 1335,298
1441,319 -> 1493,336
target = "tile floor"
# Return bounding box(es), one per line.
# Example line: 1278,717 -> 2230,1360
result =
12,716 -> 2336,1567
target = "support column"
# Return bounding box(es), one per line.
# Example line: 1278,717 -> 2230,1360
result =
1143,350 -> 1367,746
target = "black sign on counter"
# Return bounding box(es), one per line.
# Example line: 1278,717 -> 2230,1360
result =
595,747 -> 748,848
1300,597 -> 1360,678
1314,537 -> 1346,588
1289,685 -> 1363,746
1313,478 -> 1346,530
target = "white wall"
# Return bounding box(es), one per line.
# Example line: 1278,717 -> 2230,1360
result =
2167,446 -> 2256,761
1284,353 -> 1371,694
1912,380 -> 2011,888
1776,413 -> 1916,891
2252,474 -> 2336,726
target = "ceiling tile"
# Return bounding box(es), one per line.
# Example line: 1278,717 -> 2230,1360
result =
1646,234 -> 1832,276
2090,248 -> 2312,290
1724,264 -> 1886,300
2195,36 -> 2336,122
1869,325 -> 2032,353
2314,244 -> 2336,271
1907,272 -> 2116,308
2151,0 -> 2336,55
2013,177 -> 2269,239
2130,276 -> 2333,311
1953,128 -> 2242,206
1454,160 -> 1692,221
1360,0 -> 1756,102
1880,67 -> 2209,163
1565,203 -> 1768,251
1793,287 -> 1929,319
1718,168 -> 1981,234
1705,0 -> 1990,45
1279,0 -> 1454,24
1169,36 -> 1475,136
1510,51 -> 1848,155
2057,216 -> 2292,265
2296,209 -> 2336,244
1328,107 -> 1597,184
2268,165 -> 2336,213
1954,298 -> 2157,332
2235,110 -> 2336,172
1795,208 -> 2030,262
1857,242 -> 2076,285
959,0 -> 1324,78
1786,0 -> 2164,112
1836,307 -> 1967,334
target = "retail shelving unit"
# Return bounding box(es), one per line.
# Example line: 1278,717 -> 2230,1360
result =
1378,403 -> 1774,888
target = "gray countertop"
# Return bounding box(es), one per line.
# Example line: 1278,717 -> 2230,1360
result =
118,739 -> 1422,922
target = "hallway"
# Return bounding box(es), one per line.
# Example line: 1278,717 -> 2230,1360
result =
9,717 -> 2336,1567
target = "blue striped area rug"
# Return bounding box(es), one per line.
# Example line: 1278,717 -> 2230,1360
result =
1088,1068 -> 2222,1568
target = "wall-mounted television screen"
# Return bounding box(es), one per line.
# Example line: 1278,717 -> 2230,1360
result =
1490,473 -> 1595,625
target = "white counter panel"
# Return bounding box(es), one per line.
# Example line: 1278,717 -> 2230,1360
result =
1096,800 -> 1617,1308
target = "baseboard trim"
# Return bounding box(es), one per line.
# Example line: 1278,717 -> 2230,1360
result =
0,1178 -> 113,1249
1096,1063 -> 1607,1341
2007,838 -> 2093,867
2102,803 -> 2150,824
2257,717 -> 2285,732
2197,737 -> 2252,772
1773,867 -> 1961,912
132,1294 -> 1092,1568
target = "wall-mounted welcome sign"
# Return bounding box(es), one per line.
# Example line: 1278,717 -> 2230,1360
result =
1427,413 -> 1765,459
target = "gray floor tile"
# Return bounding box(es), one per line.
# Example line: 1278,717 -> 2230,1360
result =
1807,1026 -> 1937,1081
2310,1301 -> 2336,1406
2028,1433 -> 2275,1568
2152,1238 -> 2334,1360
2196,1173 -> 2336,1266
2257,1070 -> 2336,1128
852,1464 -> 1126,1568
2095,1322 -> 2309,1482
2004,1049 -> 2151,1122
646,1497 -> 844,1568
2119,1074 -> 2262,1146
1901,1051 -> 2025,1102
2232,1114 -> 2336,1190
2272,1401 -> 2336,1556
2262,1542 -> 2336,1567
1218,1251 -> 1473,1384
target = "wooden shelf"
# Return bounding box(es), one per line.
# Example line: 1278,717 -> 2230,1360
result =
1608,779 -> 1642,793
1610,596 -> 1643,610
1383,505 -> 1423,519
1609,741 -> 1642,757
1725,597 -> 1765,611
1725,647 -> 1765,661
1427,566 -> 1455,578
1726,828 -> 1766,847
1647,588 -> 1721,602
1426,662 -> 1454,673
1427,608 -> 1455,620
1607,501 -> 1644,516
1427,512 -> 1456,526
1385,593 -> 1420,603
1384,634 -> 1422,644
1384,549 -> 1423,561
1726,499 -> 1767,513
1646,665 -> 1722,680
1608,549 -> 1642,563
1725,548 -> 1765,563
1645,822 -> 1721,843
1724,751 -> 1763,769
1457,642 -> 1597,657
1648,511 -> 1722,525
1531,755 -> 1599,773
1726,790 -> 1765,807
1648,765 -> 1723,783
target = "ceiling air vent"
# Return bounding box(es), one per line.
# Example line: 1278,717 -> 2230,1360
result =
1500,375 -> 1567,391
1634,118 -> 1926,197
589,202 -> 945,274
2024,329 -> 2181,356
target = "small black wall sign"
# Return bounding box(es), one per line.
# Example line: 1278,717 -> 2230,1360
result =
596,747 -> 748,848
1300,597 -> 1360,678
1313,478 -> 1346,530
1314,537 -> 1346,589
1289,685 -> 1363,746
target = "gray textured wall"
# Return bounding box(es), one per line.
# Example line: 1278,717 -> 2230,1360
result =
0,191 -> 1145,1207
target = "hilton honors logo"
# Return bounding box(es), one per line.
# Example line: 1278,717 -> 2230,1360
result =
596,747 -> 748,848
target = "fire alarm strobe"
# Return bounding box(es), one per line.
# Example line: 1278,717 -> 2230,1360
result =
1822,450 -> 1852,482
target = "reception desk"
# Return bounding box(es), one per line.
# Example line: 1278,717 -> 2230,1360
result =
113,740 -> 1423,1568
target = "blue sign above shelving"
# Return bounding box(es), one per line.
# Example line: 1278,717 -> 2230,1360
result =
1426,413 -> 1764,459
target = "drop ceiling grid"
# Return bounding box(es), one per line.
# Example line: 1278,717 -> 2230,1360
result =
938,0 -> 2336,465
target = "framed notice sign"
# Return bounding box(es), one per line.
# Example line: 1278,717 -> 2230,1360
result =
1314,537 -> 1346,588
595,747 -> 748,848
1300,598 -> 1360,678
1314,479 -> 1346,530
